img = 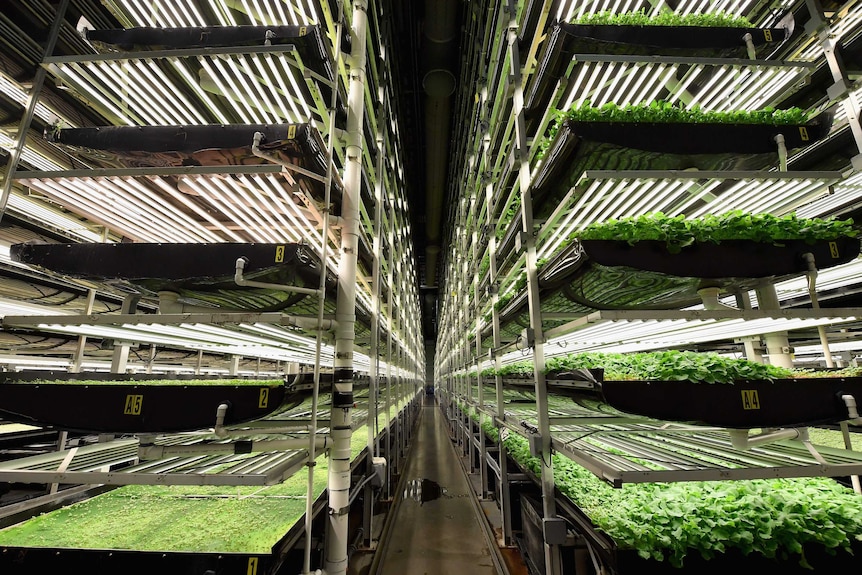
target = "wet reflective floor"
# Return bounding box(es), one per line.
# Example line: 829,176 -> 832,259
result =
376,399 -> 499,574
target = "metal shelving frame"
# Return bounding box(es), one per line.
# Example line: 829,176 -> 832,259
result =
0,2 -> 426,574
437,2 -> 862,574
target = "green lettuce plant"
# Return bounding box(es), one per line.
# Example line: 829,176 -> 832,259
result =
487,350 -> 792,383
485,420 -> 862,568
570,10 -> 754,28
539,101 -> 810,158
569,211 -> 858,253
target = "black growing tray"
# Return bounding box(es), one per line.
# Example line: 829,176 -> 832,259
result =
0,382 -> 294,433
525,19 -> 791,118
549,375 -> 862,428
47,123 -> 342,203
577,237 -> 860,278
0,371 -> 347,433
0,547 -> 280,575
10,242 -> 336,313
536,236 -> 860,310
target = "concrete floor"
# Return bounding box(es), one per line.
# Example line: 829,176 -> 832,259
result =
345,394 -> 525,575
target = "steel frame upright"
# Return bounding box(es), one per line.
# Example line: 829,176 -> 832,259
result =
506,1 -> 562,573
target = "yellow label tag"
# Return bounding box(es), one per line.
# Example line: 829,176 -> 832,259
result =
259,388 -> 270,409
247,557 -> 259,575
799,126 -> 809,141
741,390 -> 760,410
124,394 -> 143,415
287,124 -> 296,140
299,26 -> 307,36
275,245 -> 285,263
764,29 -> 773,42
829,241 -> 840,258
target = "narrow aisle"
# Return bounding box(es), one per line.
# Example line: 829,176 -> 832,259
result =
375,396 -> 499,575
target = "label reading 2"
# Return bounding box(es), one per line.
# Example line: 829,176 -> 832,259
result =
124,394 -> 143,415
741,390 -> 760,410
259,388 -> 270,409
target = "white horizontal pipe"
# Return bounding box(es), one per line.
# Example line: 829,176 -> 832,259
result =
728,428 -> 800,450
138,435 -> 329,459
235,256 -> 321,295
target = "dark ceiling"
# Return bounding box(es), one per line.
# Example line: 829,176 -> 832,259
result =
382,0 -> 464,344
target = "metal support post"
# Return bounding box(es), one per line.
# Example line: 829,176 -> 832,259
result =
110,294 -> 140,374
0,0 -> 69,222
508,4 -> 561,572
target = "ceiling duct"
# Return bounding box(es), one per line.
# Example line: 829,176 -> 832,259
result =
421,0 -> 458,289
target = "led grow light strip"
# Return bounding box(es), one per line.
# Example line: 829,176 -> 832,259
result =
221,175 -> 301,243
22,178 -> 197,241
559,59 -> 813,117
0,73 -> 73,127
46,62 -> 138,125
24,178 -> 172,242
4,193 -> 104,242
558,0 -> 795,22
187,175 -> 280,242
19,173 -> 338,246
150,177 -> 243,242
49,51 -> 313,126
131,59 -> 207,124
32,321 -> 329,364
118,0 -> 208,27
528,315 -> 861,360
168,59 -> 231,124
793,6 -> 862,62
0,292 -> 379,371
0,134 -> 63,172
773,259 -> 862,300
796,172 -> 862,218
20,177 -> 204,243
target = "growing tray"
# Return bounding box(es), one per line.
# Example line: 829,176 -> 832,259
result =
536,236 -> 860,310
47,123 -> 343,206
0,372 -> 314,433
0,420 -> 381,575
525,19 -> 792,119
543,373 -> 862,428
530,112 -> 832,220
10,242 -> 336,314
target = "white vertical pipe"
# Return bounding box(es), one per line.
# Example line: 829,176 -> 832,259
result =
324,2 -> 368,574
755,282 -> 794,369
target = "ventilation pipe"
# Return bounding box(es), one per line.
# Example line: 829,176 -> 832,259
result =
421,0 -> 459,288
